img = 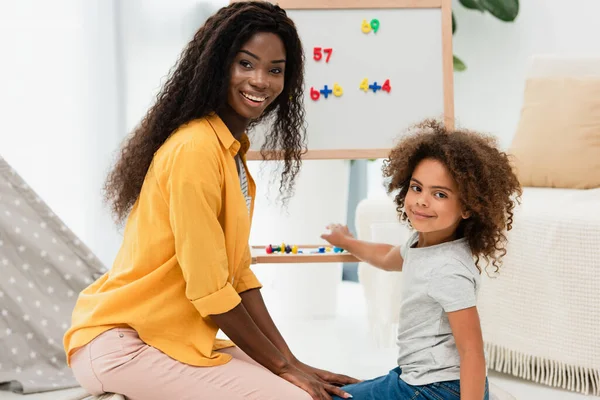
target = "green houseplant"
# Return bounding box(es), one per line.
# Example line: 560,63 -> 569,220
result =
453,0 -> 520,71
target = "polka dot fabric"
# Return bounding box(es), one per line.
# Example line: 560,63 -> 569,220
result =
0,156 -> 107,394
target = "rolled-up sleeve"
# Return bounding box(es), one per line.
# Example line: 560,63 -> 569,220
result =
234,246 -> 263,293
168,143 -> 241,317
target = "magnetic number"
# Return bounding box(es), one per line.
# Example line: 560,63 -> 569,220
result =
333,83 -> 343,97
370,19 -> 380,33
359,79 -> 392,93
310,87 -> 320,101
313,47 -> 322,61
381,79 -> 391,93
313,47 -> 333,63
311,84 -> 344,101
359,78 -> 369,92
361,19 -> 371,33
362,19 -> 380,34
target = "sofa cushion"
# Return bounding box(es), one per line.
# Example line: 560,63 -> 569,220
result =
509,77 -> 600,189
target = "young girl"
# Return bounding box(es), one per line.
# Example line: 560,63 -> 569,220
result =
64,2 -> 356,399
322,120 -> 522,400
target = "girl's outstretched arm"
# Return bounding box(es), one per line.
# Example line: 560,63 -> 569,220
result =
321,224 -> 403,271
447,306 -> 487,400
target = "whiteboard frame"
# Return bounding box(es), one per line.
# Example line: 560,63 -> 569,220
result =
232,0 -> 454,160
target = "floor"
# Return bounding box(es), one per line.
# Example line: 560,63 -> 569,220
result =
0,281 -> 594,399
270,281 -> 595,400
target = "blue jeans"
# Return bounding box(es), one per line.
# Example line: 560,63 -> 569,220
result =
332,367 -> 489,400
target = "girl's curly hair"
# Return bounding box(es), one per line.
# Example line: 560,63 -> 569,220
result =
105,1 -> 306,223
382,119 -> 522,273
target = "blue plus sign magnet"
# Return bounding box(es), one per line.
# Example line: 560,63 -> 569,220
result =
369,82 -> 382,93
320,85 -> 333,99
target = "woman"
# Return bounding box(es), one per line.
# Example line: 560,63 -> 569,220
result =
64,2 -> 356,399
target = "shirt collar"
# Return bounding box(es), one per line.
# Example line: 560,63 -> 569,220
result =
206,113 -> 250,157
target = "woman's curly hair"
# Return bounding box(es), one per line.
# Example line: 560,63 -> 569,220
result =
105,1 -> 306,223
382,119 -> 522,273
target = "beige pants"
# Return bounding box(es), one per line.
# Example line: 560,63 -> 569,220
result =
71,328 -> 311,400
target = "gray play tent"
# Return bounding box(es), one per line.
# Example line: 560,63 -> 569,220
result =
0,154 -> 108,397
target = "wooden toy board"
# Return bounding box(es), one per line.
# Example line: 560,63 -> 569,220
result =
251,245 -> 359,264
237,0 -> 454,160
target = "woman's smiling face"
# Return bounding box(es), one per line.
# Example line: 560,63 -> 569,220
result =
227,32 -> 286,121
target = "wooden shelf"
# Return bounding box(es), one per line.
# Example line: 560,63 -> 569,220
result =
252,253 -> 358,264
246,149 -> 391,161
251,244 -> 358,264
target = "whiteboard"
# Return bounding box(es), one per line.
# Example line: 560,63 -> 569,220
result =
244,0 -> 454,159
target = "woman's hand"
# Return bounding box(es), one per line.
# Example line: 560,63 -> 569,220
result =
320,224 -> 354,248
279,366 -> 354,399
294,360 -> 360,387
279,364 -> 354,399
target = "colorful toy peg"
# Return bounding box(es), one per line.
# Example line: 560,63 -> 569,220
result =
310,86 -> 320,101
320,85 -> 333,99
359,78 -> 369,92
370,19 -> 380,33
382,79 -> 391,93
265,243 -> 345,255
369,82 -> 382,93
333,83 -> 343,97
361,19 -> 372,34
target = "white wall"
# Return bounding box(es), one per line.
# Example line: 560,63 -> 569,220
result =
452,0 -> 600,148
0,0 -> 124,267
117,0 -> 225,132
0,0 -> 226,266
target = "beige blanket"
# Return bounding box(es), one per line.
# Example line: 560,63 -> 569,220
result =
478,187 -> 600,396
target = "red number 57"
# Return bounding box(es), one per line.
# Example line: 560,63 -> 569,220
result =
313,47 -> 333,63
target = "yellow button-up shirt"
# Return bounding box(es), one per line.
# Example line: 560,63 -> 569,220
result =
64,114 -> 261,367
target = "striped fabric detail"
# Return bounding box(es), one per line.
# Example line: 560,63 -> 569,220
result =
236,156 -> 251,213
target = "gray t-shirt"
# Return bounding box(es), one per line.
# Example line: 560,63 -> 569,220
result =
396,231 -> 483,385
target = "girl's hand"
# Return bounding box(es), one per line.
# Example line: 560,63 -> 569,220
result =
279,365 -> 354,399
320,224 -> 354,248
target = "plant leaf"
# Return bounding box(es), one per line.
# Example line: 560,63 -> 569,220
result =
452,12 -> 456,34
453,55 -> 467,72
480,0 -> 519,21
459,0 -> 485,11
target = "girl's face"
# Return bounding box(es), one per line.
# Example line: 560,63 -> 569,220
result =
227,32 -> 286,121
404,158 -> 469,237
